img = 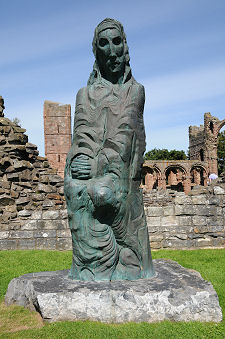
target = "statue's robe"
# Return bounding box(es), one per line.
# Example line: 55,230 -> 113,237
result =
64,76 -> 154,281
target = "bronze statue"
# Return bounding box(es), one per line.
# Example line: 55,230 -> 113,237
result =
64,18 -> 154,281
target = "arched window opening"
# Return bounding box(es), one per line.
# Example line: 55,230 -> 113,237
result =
141,167 -> 160,190
191,166 -> 206,186
209,121 -> 214,133
165,167 -> 185,192
200,149 -> 204,161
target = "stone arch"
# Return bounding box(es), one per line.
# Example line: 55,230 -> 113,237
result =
216,119 -> 225,136
164,165 -> 187,192
217,120 -> 225,174
141,165 -> 162,190
190,164 -> 208,186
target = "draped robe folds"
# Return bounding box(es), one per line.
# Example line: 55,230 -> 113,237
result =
64,76 -> 154,281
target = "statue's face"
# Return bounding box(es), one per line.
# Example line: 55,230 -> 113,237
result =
96,28 -> 125,81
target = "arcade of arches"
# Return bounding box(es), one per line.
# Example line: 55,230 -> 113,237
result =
142,113 -> 225,194
141,160 -> 208,194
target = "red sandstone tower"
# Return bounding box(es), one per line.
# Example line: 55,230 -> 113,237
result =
44,101 -> 72,178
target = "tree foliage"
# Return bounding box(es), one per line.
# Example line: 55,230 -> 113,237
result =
144,148 -> 187,161
217,130 -> 225,175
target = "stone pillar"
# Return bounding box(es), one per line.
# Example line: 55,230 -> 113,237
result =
193,169 -> 201,185
145,172 -> 154,190
183,177 -> 191,194
44,101 -> 72,178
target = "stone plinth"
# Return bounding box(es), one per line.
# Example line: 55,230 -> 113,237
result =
5,260 -> 222,323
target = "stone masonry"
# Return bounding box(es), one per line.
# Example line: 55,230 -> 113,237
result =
44,101 -> 72,178
0,111 -> 68,251
143,185 -> 225,249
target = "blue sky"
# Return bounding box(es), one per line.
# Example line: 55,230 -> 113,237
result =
1,0 -> 225,156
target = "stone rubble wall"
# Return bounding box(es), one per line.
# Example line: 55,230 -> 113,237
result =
0,116 -> 68,250
0,116 -> 224,251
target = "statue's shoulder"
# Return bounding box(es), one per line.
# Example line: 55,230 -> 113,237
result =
76,87 -> 88,104
130,78 -> 145,101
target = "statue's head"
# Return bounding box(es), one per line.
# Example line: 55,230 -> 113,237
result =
0,96 -> 5,117
88,18 -> 131,85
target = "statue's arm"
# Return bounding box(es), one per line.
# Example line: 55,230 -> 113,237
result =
70,88 -> 92,180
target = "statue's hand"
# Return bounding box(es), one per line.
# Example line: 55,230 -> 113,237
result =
71,155 -> 91,180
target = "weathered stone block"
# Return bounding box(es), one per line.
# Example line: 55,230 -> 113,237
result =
34,230 -> 57,238
175,205 -> 194,215
0,239 -> 17,250
149,234 -> 164,242
150,241 -> 162,249
174,195 -> 192,205
207,216 -> 224,226
146,216 -> 161,226
193,205 -> 216,216
162,239 -> 193,248
161,216 -> 179,227
178,216 -> 192,226
21,220 -> 38,230
15,196 -> 30,205
163,205 -> 174,216
42,210 -> 59,220
42,200 -> 55,208
36,183 -> 54,193
191,195 -> 208,205
36,238 -> 57,250
213,186 -> 225,195
216,207 -> 223,215
57,229 -> 71,238
146,206 -> 163,217
9,231 -> 33,239
18,210 -> 32,217
31,211 -> 42,219
0,231 -> 9,239
17,239 -> 36,249
196,238 -> 213,247
193,216 -> 207,226
56,238 -> 72,251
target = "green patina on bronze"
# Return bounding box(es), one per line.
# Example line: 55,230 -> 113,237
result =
64,18 -> 154,281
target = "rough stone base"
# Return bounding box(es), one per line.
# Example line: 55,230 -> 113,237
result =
5,259 -> 222,323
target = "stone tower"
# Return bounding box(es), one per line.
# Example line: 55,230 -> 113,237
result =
189,112 -> 225,175
44,101 -> 72,178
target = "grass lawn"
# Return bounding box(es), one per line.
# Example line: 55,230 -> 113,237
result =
0,249 -> 224,338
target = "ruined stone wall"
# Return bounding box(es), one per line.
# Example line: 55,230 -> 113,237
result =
0,115 -> 69,250
0,115 -> 224,251
189,124 -> 205,160
189,112 -> 225,175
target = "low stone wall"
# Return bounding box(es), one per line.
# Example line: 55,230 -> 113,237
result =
1,185 -> 224,251
144,185 -> 225,249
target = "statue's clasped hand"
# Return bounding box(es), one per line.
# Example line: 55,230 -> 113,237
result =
71,155 -> 91,180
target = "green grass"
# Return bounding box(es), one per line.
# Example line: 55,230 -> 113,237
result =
0,249 -> 224,338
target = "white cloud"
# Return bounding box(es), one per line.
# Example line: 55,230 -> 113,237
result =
143,63 -> 225,111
